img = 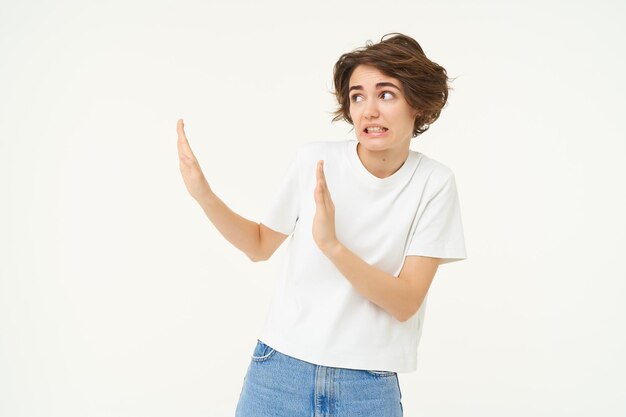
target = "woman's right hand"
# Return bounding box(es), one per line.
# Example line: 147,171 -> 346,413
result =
177,119 -> 212,201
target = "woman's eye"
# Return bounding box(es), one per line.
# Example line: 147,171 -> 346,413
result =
381,91 -> 394,100
351,95 -> 363,103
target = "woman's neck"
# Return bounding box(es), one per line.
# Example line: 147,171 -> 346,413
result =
356,141 -> 410,179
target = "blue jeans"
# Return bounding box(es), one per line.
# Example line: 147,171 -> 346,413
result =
235,339 -> 403,417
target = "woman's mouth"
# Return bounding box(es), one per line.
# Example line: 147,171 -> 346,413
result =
364,126 -> 389,136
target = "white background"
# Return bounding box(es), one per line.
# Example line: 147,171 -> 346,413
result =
1,0 -> 625,416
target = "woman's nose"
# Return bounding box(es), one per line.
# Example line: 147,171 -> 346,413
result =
363,100 -> 379,119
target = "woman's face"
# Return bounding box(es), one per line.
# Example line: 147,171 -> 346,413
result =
348,64 -> 419,152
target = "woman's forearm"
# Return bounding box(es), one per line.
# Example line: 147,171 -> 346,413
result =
195,190 -> 263,262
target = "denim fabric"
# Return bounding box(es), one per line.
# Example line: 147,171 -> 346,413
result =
235,340 -> 403,417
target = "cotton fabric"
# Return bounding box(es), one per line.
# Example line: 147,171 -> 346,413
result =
259,139 -> 467,373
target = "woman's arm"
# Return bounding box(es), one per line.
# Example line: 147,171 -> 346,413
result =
177,119 -> 286,261
313,159 -> 439,321
324,243 -> 439,322
195,191 -> 287,261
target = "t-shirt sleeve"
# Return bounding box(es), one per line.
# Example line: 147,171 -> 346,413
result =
259,149 -> 301,236
406,172 -> 467,265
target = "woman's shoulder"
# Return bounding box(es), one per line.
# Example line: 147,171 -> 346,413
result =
414,150 -> 456,181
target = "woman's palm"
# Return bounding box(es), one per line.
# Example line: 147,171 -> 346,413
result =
177,119 -> 211,200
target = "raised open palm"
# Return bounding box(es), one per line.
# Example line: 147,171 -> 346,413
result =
177,119 -> 211,201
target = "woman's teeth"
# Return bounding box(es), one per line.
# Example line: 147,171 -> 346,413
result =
366,127 -> 388,133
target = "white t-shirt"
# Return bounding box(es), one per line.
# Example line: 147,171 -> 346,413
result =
258,139 -> 467,373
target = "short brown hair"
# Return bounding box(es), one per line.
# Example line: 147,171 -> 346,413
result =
332,33 -> 451,137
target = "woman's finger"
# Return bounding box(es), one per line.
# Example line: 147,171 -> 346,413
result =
315,183 -> 324,208
177,119 -> 196,161
318,161 -> 332,209
314,163 -> 326,208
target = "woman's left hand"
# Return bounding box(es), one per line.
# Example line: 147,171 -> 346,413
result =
313,160 -> 339,254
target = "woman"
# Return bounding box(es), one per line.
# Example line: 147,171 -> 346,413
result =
177,33 -> 467,417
